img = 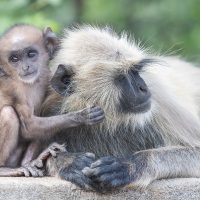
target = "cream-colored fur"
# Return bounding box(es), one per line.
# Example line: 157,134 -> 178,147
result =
51,26 -> 200,147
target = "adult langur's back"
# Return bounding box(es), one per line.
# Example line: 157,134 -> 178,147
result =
42,26 -> 200,192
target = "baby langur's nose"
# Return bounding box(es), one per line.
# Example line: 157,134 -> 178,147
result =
23,65 -> 29,71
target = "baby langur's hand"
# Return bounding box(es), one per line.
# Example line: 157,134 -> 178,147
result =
80,106 -> 105,125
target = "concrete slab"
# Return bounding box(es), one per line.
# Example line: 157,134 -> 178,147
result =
0,177 -> 200,200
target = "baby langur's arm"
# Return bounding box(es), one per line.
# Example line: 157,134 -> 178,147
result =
20,105 -> 105,140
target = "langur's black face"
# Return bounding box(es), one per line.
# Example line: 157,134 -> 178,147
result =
114,67 -> 151,114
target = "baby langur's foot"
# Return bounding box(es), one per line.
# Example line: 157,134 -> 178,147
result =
15,166 -> 44,177
80,106 -> 105,125
0,166 -> 43,177
28,143 -> 66,170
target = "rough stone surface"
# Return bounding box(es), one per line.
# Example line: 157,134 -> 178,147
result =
0,177 -> 200,200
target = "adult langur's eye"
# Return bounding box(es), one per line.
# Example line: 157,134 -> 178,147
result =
28,50 -> 37,58
134,64 -> 143,72
118,74 -> 126,82
10,55 -> 19,62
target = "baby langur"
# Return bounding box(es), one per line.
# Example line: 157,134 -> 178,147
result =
0,24 -> 104,177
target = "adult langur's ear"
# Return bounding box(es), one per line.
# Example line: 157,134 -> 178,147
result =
50,64 -> 75,96
43,27 -> 60,59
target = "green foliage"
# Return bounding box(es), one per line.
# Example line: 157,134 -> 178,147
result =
0,0 -> 200,61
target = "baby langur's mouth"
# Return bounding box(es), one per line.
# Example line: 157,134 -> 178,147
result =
25,71 -> 37,76
19,70 -> 39,83
21,70 -> 38,77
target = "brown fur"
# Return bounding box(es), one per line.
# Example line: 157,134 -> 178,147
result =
0,24 -> 104,177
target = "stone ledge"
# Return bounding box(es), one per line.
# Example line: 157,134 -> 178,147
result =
0,177 -> 200,200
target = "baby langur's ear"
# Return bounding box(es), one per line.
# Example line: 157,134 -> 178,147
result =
43,27 -> 59,59
50,64 -> 75,96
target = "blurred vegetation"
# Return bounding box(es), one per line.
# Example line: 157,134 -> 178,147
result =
0,0 -> 200,61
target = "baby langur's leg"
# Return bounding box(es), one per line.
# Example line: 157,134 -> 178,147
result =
0,106 -> 41,177
0,106 -> 19,166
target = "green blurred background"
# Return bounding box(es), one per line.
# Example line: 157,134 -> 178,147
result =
0,0 -> 200,62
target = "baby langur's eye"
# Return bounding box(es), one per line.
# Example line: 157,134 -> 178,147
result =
28,50 -> 37,58
10,55 -> 19,62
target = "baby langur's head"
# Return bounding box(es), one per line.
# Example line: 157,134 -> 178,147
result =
0,24 -> 58,84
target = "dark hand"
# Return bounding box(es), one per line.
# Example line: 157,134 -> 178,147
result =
82,152 -> 153,193
56,152 -> 97,191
